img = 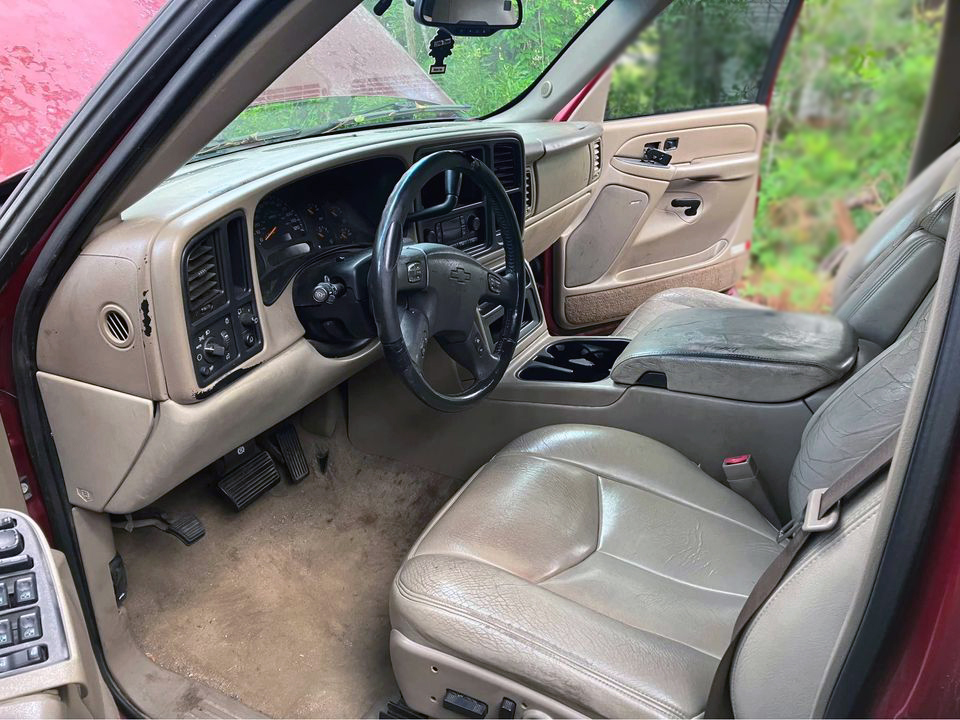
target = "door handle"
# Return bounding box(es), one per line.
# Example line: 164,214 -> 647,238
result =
671,198 -> 702,217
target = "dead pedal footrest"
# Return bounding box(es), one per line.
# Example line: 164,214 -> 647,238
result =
275,423 -> 309,483
217,450 -> 281,511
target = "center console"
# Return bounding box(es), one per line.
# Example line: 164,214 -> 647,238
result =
608,307 -> 859,402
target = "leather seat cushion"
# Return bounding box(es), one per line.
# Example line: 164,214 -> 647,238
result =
614,287 -> 762,340
391,425 -> 783,718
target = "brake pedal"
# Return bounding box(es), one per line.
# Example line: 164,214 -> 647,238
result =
274,423 -> 309,483
217,450 -> 281,510
112,510 -> 206,546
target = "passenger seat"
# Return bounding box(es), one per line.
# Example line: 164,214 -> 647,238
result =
614,145 -> 960,354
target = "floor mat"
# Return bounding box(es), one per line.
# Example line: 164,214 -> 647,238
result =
115,424 -> 462,719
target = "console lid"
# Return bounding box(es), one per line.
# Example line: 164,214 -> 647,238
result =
610,307 -> 858,402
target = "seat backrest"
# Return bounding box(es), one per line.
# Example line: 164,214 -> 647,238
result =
730,295 -> 932,716
832,145 -> 960,348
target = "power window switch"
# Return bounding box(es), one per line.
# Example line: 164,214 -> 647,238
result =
0,653 -> 11,673
0,620 -> 12,647
0,530 -> 23,558
498,697 -> 517,719
0,582 -> 9,610
0,555 -> 33,574
14,577 -> 36,606
17,608 -> 41,642
0,517 -> 16,530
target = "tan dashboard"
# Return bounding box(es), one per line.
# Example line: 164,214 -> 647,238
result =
35,120 -> 601,514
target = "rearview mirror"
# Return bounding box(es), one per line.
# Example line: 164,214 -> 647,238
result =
414,0 -> 522,36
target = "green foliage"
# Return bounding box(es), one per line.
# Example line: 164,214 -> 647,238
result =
745,0 -> 943,311
367,0 -> 603,116
607,0 -> 788,120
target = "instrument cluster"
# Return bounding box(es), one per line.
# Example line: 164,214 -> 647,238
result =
251,156 -> 406,305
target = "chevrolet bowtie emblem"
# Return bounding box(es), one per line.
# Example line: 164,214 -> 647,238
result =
450,266 -> 472,284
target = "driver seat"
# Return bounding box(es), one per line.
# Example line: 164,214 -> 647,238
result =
389,296 -> 932,717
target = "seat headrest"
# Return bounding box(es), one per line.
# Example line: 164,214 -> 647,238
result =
920,191 -> 955,240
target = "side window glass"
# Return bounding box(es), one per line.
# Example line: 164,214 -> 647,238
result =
605,0 -> 793,120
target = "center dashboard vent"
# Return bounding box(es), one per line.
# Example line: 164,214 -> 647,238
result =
184,232 -> 225,322
492,142 -> 521,191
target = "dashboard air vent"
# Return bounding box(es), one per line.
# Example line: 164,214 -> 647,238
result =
184,232 -> 225,322
100,305 -> 133,348
591,138 -> 602,181
492,143 -> 520,191
524,166 -> 536,215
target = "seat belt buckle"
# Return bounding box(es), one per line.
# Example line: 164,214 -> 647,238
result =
801,487 -> 840,533
722,454 -> 780,525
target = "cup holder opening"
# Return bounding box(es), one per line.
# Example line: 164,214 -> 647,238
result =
518,339 -> 629,383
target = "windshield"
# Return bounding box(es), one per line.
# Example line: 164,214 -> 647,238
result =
194,0 -> 605,159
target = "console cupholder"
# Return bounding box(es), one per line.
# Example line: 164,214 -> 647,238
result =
518,338 -> 629,383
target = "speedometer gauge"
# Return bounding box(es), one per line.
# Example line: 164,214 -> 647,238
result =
253,197 -> 306,247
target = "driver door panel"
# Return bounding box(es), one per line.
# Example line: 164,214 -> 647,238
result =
557,104 -> 765,329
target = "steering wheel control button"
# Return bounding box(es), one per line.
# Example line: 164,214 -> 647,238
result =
443,690 -> 487,719
16,608 -> 41,642
487,273 -> 503,294
0,530 -> 23,559
406,261 -> 424,284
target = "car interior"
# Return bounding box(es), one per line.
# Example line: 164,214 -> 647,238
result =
1,0 -> 960,717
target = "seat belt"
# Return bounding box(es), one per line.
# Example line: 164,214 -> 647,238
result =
705,427 -> 901,718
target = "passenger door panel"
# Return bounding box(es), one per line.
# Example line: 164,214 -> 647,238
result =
557,104 -> 766,329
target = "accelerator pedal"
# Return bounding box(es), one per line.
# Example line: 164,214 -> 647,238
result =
112,510 -> 206,546
274,423 -> 309,483
217,450 -> 281,511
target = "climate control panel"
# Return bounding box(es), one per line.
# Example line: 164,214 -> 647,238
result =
182,212 -> 263,389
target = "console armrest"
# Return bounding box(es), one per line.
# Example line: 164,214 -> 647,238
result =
610,308 -> 858,402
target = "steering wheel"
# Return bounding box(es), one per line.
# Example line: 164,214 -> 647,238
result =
370,150 -> 524,412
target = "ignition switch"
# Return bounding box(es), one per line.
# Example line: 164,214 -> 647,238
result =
312,276 -> 345,304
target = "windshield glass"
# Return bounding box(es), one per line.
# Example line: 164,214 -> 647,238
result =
194,0 -> 605,159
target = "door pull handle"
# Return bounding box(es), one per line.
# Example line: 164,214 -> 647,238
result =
671,198 -> 702,217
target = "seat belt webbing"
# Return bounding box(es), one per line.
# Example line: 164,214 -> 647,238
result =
705,427 -> 902,718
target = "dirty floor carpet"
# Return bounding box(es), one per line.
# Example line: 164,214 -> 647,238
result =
115,426 -> 462,719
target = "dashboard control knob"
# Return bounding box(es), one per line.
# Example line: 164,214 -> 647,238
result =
202,339 -> 226,360
238,311 -> 256,328
244,332 -> 257,348
467,214 -> 481,232
425,229 -> 438,243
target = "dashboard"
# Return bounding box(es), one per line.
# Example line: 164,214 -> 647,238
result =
36,119 -> 602,514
